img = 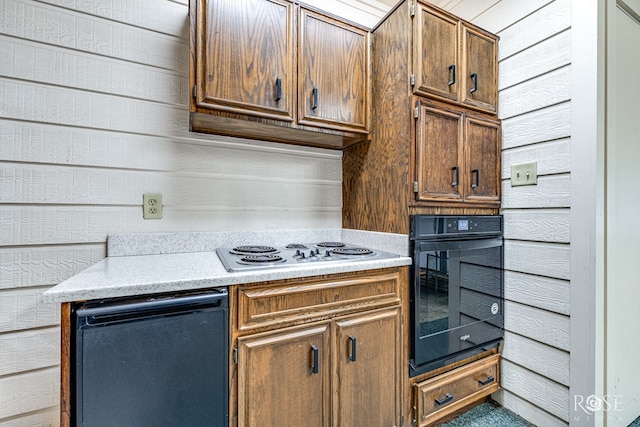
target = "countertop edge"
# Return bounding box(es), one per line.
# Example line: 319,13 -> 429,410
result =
42,255 -> 411,304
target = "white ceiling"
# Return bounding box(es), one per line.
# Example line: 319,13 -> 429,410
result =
302,0 -> 503,28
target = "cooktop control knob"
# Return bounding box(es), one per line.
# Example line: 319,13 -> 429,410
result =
324,250 -> 332,258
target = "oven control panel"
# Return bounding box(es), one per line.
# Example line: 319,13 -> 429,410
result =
411,215 -> 503,238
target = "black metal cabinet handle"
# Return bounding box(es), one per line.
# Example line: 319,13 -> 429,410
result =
448,64 -> 456,86
348,336 -> 357,362
471,169 -> 479,189
312,87 -> 318,110
478,375 -> 495,386
470,73 -> 478,93
451,166 -> 459,187
311,345 -> 319,374
435,393 -> 454,406
275,78 -> 282,101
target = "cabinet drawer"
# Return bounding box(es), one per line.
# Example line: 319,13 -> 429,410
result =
237,270 -> 401,333
414,354 -> 500,426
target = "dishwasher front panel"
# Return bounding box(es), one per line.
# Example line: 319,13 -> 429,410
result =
74,291 -> 229,427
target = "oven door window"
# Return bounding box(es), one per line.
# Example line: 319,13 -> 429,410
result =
413,238 -> 503,366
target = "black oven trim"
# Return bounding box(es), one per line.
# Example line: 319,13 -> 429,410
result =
409,215 -> 504,377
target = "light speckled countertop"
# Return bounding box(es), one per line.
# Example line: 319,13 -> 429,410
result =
42,229 -> 411,303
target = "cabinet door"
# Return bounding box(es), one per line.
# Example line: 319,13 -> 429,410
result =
195,0 -> 295,120
460,25 -> 498,113
334,307 -> 401,427
413,4 -> 459,102
237,324 -> 331,427
298,8 -> 370,133
415,104 -> 464,203
464,115 -> 501,203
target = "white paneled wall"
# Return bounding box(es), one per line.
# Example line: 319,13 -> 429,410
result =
470,0 -> 572,425
0,0 -> 341,424
1,0 -> 578,424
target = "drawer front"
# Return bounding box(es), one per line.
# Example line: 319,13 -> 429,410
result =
237,270 -> 402,333
415,354 -> 500,426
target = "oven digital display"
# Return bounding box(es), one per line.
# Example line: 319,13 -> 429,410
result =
458,219 -> 469,231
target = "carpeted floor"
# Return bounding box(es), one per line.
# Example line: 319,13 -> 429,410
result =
440,401 -> 640,427
439,401 -> 535,427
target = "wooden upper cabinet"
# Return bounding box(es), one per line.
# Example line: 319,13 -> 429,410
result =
415,104 -> 464,203
412,5 -> 459,102
195,0 -> 295,120
298,8 -> 370,133
464,115 -> 501,203
461,25 -> 498,114
412,2 -> 498,115
414,100 -> 500,207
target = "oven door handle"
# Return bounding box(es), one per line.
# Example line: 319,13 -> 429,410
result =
414,236 -> 502,253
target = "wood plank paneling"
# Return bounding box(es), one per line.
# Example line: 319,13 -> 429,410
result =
0,244 -> 105,289
504,300 -> 570,350
501,101 -> 571,149
472,0 -> 555,34
0,36 -> 188,106
495,389 -> 568,427
502,209 -> 570,243
0,327 -> 60,376
500,359 -> 569,421
0,0 -> 188,70
502,138 -> 570,177
501,174 -> 571,209
0,206 -> 342,246
0,408 -> 59,427
505,271 -> 570,315
0,163 -> 340,206
501,331 -> 570,385
497,0 -> 571,60
499,66 -> 571,119
499,29 -> 571,90
35,0 -> 189,37
504,240 -> 570,280
0,287 -> 60,333
0,367 -> 59,419
0,78 -> 185,136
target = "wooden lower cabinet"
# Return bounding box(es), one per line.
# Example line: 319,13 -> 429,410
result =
334,308 -> 401,427
237,324 -> 332,427
413,354 -> 500,427
236,307 -> 402,427
231,268 -> 406,427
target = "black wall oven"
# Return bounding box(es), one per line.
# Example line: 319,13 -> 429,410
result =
410,215 -> 504,377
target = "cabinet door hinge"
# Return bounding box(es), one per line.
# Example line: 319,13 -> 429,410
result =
192,85 -> 197,99
410,3 -> 415,17
413,181 -> 419,193
413,106 -> 419,119
233,347 -> 238,364
410,75 -> 415,86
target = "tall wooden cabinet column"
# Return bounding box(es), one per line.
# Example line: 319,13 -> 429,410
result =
343,0 -> 501,235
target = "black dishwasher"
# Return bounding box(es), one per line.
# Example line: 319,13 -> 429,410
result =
73,289 -> 228,427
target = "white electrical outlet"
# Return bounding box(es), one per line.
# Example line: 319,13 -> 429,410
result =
143,193 -> 163,219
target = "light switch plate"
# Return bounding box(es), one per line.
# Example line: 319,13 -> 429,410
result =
510,162 -> 538,187
143,193 -> 163,219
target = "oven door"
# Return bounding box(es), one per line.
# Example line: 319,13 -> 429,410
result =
411,236 -> 503,370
